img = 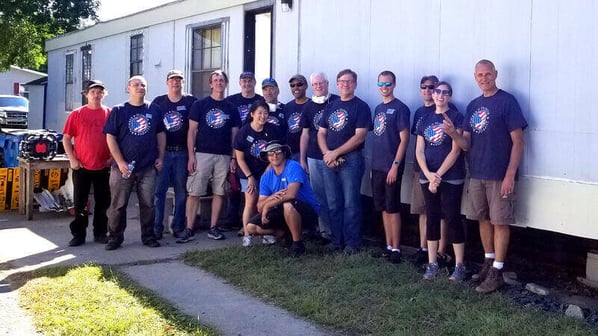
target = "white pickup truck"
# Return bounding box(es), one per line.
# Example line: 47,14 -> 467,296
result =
0,95 -> 28,129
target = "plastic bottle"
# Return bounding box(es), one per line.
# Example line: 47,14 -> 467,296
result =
122,160 -> 136,179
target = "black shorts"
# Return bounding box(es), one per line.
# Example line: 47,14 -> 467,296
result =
248,199 -> 318,230
371,169 -> 402,213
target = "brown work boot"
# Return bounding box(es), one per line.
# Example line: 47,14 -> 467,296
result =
472,258 -> 494,282
475,267 -> 504,294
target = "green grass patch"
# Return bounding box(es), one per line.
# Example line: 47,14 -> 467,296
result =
18,264 -> 216,336
182,244 -> 595,336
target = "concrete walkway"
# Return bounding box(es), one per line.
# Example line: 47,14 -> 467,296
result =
0,200 -> 333,335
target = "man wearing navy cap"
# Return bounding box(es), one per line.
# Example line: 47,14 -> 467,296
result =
261,77 -> 286,134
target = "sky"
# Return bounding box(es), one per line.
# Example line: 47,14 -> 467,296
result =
97,0 -> 176,21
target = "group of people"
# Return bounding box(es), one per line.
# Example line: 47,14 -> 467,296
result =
62,59 -> 527,294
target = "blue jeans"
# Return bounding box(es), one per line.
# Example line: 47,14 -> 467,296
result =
107,165 -> 157,244
321,151 -> 365,249
154,151 -> 188,234
308,158 -> 331,238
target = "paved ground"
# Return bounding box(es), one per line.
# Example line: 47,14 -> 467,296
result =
0,198 -> 333,336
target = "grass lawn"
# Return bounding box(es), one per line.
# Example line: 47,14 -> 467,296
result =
18,264 -> 216,336
183,243 -> 595,336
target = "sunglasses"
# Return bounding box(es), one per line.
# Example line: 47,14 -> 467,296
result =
433,89 -> 451,96
290,83 -> 305,88
267,149 -> 284,156
420,84 -> 435,90
377,81 -> 393,87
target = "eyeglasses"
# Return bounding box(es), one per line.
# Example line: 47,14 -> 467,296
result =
290,83 -> 304,88
267,149 -> 284,156
420,84 -> 435,90
433,89 -> 451,96
337,79 -> 354,85
377,82 -> 393,87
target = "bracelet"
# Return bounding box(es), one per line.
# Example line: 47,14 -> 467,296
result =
393,160 -> 400,165
231,157 -> 236,160
246,174 -> 253,178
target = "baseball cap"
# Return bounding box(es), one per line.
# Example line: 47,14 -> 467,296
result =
262,78 -> 278,88
240,71 -> 255,80
85,79 -> 105,90
167,69 -> 184,80
288,74 -> 307,84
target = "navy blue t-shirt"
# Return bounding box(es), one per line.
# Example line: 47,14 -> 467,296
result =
226,93 -> 264,124
189,96 -> 241,155
371,98 -> 411,172
411,102 -> 457,172
300,94 -> 339,160
103,101 -> 165,171
464,89 -> 528,180
284,99 -> 310,154
319,96 -> 372,151
267,104 -> 287,135
416,108 -> 465,181
233,123 -> 284,179
152,94 -> 197,149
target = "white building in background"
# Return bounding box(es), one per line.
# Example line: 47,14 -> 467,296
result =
0,65 -> 47,96
45,0 -> 598,240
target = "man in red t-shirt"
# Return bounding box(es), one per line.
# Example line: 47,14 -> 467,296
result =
63,80 -> 112,246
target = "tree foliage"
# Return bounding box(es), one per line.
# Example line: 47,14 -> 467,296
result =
0,0 -> 100,71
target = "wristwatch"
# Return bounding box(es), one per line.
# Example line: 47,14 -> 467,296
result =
393,160 -> 400,165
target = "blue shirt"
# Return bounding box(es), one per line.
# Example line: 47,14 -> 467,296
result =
416,108 -> 465,181
284,99 -> 310,154
103,101 -> 165,170
259,159 -> 320,214
189,96 -> 241,155
464,89 -> 528,180
300,94 -> 340,160
319,96 -> 372,151
371,98 -> 410,172
226,93 -> 264,124
152,94 -> 196,149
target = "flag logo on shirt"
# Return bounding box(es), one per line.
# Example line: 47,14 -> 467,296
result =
312,110 -> 324,130
373,111 -> 387,136
328,108 -> 348,132
424,122 -> 445,146
164,111 -> 183,132
250,140 -> 268,158
288,112 -> 302,133
470,106 -> 490,133
267,115 -> 281,126
128,114 -> 151,136
238,105 -> 250,123
206,108 -> 227,129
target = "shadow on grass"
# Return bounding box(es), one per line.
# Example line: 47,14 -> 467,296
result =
182,242 -> 595,336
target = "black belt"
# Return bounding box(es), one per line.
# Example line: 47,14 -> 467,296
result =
166,145 -> 185,152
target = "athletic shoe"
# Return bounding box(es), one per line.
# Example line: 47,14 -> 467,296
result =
207,228 -> 225,240
423,262 -> 440,280
472,258 -> 494,282
143,239 -> 160,248
290,241 -> 305,257
262,235 -> 277,245
105,239 -> 121,251
154,231 -> 163,240
389,251 -> 402,264
412,248 -> 428,266
343,246 -> 360,256
176,228 -> 196,244
172,230 -> 185,239
475,267 -> 504,293
68,236 -> 85,247
449,263 -> 467,281
242,235 -> 253,247
371,248 -> 391,258
93,235 -> 108,244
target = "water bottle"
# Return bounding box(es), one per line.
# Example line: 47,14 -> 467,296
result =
122,160 -> 136,179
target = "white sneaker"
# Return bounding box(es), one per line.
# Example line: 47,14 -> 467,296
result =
242,236 -> 253,247
262,235 -> 277,245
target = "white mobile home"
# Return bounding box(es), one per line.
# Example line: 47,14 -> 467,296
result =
45,0 -> 598,240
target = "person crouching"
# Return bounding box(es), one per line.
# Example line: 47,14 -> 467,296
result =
246,141 -> 319,257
